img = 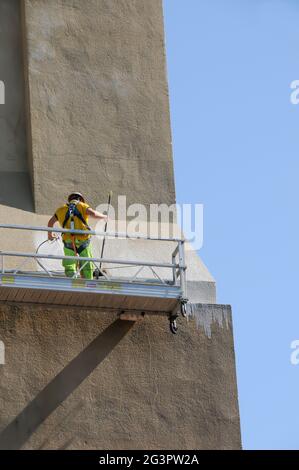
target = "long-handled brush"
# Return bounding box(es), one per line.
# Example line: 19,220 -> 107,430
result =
94,191 -> 112,278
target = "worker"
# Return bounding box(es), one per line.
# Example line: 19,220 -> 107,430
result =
47,192 -> 107,279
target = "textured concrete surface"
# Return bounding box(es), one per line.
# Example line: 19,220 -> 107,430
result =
0,0 -> 33,211
0,172 -> 33,212
0,303 -> 241,450
22,0 -> 176,215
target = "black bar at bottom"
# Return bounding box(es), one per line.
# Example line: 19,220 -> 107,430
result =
0,450 -> 298,467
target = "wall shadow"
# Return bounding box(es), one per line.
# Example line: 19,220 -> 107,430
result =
0,0 -> 34,212
0,319 -> 134,450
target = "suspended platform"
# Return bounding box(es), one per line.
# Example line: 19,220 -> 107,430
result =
0,273 -> 182,313
0,224 -> 188,333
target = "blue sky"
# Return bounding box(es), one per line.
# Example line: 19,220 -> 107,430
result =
163,0 -> 299,450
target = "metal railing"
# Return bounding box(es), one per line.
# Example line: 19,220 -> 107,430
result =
0,224 -> 187,298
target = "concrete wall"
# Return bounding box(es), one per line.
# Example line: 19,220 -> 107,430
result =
22,0 -> 176,215
0,0 -> 33,211
0,303 -> 241,450
0,1 -> 241,450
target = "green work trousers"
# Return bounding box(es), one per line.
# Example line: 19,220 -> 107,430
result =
63,241 -> 94,280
